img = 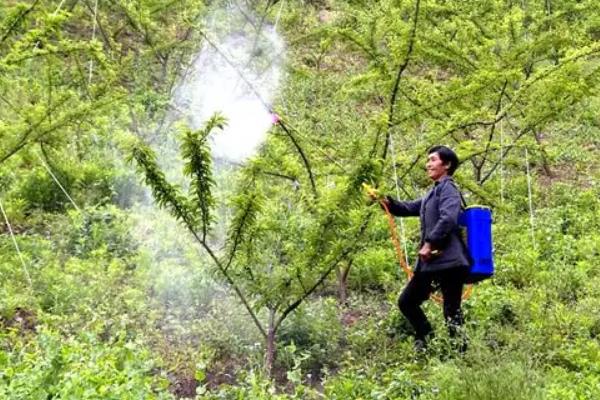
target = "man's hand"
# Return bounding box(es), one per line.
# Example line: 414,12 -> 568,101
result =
368,191 -> 380,202
362,183 -> 380,203
418,242 -> 434,262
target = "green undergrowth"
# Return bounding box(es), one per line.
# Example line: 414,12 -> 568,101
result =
0,183 -> 599,399
1,0 -> 600,398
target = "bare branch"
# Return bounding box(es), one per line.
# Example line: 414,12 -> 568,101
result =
477,80 -> 508,171
382,0 -> 421,160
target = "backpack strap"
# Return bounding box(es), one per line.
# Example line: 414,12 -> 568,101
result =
435,178 -> 468,208
436,179 -> 471,261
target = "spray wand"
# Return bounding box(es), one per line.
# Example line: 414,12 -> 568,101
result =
362,182 -> 413,279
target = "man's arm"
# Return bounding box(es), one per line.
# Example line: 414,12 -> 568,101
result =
385,196 -> 422,217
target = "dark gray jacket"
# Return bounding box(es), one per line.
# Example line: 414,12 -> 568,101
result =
387,176 -> 470,272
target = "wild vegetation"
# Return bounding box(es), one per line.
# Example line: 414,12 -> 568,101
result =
1,0 -> 599,399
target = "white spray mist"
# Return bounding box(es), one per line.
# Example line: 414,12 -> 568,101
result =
174,4 -> 285,164
131,2 -> 286,338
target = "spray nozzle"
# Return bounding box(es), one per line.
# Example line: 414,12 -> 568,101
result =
270,111 -> 280,125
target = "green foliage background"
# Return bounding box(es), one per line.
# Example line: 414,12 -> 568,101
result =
0,0 -> 599,398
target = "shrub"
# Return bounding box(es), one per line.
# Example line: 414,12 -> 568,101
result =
0,328 -> 172,399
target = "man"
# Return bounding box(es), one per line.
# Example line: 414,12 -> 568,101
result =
383,145 -> 470,351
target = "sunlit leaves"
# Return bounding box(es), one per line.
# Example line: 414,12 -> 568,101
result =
181,114 -> 226,239
129,141 -> 195,230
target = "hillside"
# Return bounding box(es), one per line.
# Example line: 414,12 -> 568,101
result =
1,1 -> 599,399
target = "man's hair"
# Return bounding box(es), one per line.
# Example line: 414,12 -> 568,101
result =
428,145 -> 459,176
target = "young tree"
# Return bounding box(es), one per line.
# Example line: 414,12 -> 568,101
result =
130,113 -> 378,374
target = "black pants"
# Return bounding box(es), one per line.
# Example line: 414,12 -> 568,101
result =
398,266 -> 468,340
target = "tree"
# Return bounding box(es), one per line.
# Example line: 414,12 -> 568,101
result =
131,112 -> 379,374
249,0 -> 600,308
328,0 -> 600,192
0,0 -> 205,172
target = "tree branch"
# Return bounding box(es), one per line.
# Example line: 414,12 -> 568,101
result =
0,95 -> 72,165
278,120 -> 318,199
0,0 -> 39,45
274,213 -> 372,332
477,80 -> 508,172
382,0 -> 421,160
189,228 -> 268,339
396,116 -> 506,181
225,195 -> 257,272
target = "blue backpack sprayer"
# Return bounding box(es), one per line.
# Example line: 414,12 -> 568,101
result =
459,206 -> 494,283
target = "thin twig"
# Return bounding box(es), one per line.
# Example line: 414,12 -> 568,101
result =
278,120 -> 318,199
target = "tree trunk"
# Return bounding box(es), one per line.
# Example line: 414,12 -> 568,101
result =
534,131 -> 553,177
338,268 -> 348,306
265,309 -> 277,378
472,158 -> 483,185
336,260 -> 353,306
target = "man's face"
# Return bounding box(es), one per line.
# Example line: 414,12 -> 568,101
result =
426,152 -> 449,181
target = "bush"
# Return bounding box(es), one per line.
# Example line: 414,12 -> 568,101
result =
57,205 -> 138,260
0,328 -> 172,399
16,167 -> 75,212
422,356 -> 545,400
277,298 -> 343,378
